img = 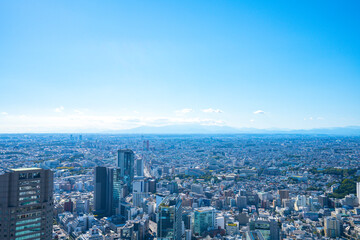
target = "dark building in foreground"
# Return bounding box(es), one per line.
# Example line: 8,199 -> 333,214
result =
0,168 -> 53,240
94,166 -> 122,218
157,194 -> 182,240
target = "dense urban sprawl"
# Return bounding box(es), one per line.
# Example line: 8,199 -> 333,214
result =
1,134 -> 360,239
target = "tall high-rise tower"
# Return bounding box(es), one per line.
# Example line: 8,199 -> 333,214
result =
0,168 -> 54,240
136,158 -> 144,177
94,166 -> 108,215
94,166 -> 122,217
117,149 -> 135,187
157,194 -> 182,240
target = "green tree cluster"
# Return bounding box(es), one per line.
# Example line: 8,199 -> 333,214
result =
330,178 -> 356,199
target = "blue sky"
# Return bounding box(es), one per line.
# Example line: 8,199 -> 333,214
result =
0,0 -> 359,132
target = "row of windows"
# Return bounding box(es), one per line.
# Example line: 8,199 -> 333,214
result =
17,212 -> 41,220
16,217 -> 41,226
19,200 -> 40,206
15,232 -> 40,240
15,222 -> 41,231
19,195 -> 40,202
19,172 -> 40,180
19,185 -> 40,191
19,180 -> 40,186
19,190 -> 40,196
15,228 -> 41,236
17,205 -> 42,214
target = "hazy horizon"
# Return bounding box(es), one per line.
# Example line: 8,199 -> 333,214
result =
0,124 -> 360,134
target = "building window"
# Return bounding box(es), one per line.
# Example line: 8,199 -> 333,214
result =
19,173 -> 27,180
33,172 -> 40,178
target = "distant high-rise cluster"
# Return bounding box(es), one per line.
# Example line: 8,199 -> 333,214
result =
94,149 -> 151,221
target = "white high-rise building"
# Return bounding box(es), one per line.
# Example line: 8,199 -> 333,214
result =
132,178 -> 148,207
357,182 -> 360,203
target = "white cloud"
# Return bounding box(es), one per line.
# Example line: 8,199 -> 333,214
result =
1,112 -> 8,115
305,117 -> 324,121
202,108 -> 223,113
175,108 -> 193,115
74,110 -> 82,114
253,110 -> 265,114
250,119 -> 255,122
54,106 -> 64,113
0,113 -> 226,133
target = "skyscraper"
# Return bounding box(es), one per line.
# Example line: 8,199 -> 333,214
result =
136,158 -> 144,177
94,166 -> 122,217
112,167 -> 123,216
94,166 -> 108,216
0,168 -> 53,240
132,178 -> 149,207
117,149 -> 135,187
157,194 -> 182,240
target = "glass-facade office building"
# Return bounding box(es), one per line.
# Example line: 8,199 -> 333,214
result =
193,207 -> 216,236
94,166 -> 123,217
117,149 -> 134,190
157,195 -> 182,240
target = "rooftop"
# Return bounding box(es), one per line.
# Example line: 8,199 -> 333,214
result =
11,167 -> 42,172
160,195 -> 180,207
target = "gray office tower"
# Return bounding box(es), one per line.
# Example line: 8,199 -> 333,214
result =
94,166 -> 122,217
0,168 -> 53,240
157,194 -> 182,240
136,158 -> 144,177
117,150 -> 135,187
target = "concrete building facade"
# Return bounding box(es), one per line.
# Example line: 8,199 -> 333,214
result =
0,168 -> 53,240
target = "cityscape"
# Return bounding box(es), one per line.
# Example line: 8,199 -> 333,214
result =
1,134 -> 360,239
1,0 -> 360,239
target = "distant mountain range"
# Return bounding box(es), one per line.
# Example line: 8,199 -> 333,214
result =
106,124 -> 360,135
